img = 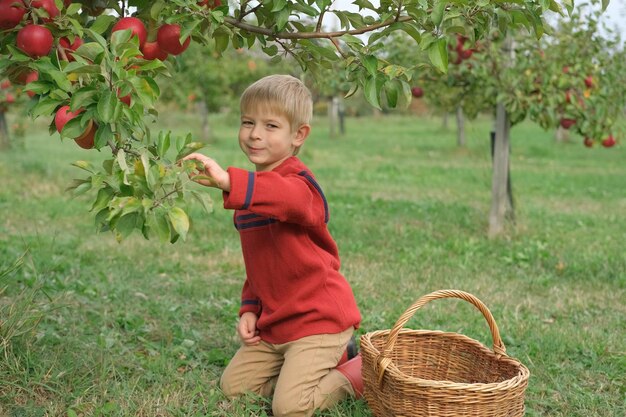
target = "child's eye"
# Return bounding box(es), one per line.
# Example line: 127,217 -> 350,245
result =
267,124 -> 278,129
241,120 -> 253,126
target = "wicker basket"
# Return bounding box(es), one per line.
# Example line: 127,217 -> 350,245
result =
360,289 -> 530,417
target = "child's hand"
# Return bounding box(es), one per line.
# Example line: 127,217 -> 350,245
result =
238,312 -> 261,346
182,153 -> 231,191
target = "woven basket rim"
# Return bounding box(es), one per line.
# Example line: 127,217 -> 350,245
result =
361,328 -> 530,391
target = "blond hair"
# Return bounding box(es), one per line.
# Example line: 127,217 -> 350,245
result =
240,74 -> 313,133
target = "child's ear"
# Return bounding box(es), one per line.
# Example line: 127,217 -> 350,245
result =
293,124 -> 311,147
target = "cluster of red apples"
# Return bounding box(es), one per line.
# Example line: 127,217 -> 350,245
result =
558,66 -> 616,148
449,34 -> 479,66
0,0 -> 220,149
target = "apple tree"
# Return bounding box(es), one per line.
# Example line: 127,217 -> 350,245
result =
369,1 -> 622,236
0,0 -> 578,242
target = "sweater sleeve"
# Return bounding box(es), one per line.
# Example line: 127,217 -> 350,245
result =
223,167 -> 328,226
239,279 -> 261,316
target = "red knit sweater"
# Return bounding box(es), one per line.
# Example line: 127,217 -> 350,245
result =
223,157 -> 361,344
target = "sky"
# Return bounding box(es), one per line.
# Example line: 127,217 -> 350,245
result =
601,0 -> 626,38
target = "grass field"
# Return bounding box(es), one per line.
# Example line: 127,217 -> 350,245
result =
1,108 -> 624,417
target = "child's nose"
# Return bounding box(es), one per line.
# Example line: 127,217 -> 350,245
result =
250,125 -> 262,139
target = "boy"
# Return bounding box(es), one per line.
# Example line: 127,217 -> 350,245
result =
183,74 -> 362,417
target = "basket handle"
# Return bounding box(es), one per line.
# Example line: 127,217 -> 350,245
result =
375,289 -> 507,386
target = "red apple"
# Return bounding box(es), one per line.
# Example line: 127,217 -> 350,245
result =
411,86 -> 424,98
5,93 -> 15,103
583,137 -> 593,148
24,71 -> 39,97
459,48 -> 473,60
455,34 -> 467,52
55,105 -> 82,132
74,120 -> 96,149
584,75 -> 594,88
140,41 -> 168,61
59,36 -> 84,61
559,118 -> 576,130
16,24 -> 54,58
31,0 -> 60,21
0,0 -> 26,29
1,80 -> 10,89
117,88 -> 131,106
157,24 -> 191,55
562,66 -> 570,74
111,17 -> 147,47
198,0 -> 221,7
601,135 -> 616,148
565,90 -> 571,103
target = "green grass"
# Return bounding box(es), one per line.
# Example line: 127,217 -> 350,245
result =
0,109 -> 624,417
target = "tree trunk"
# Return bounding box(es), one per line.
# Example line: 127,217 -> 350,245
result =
488,102 -> 514,238
337,96 -> 346,135
555,125 -> 570,143
328,96 -> 338,138
456,106 -> 466,147
0,111 -> 9,151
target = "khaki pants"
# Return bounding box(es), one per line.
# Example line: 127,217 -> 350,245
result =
220,327 -> 355,417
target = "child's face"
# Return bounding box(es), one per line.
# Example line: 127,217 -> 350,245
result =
238,107 -> 309,172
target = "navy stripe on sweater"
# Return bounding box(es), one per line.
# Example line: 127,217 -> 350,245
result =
298,171 -> 329,223
242,171 -> 255,209
236,218 -> 277,230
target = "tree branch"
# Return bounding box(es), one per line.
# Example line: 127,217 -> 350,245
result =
223,15 -> 413,40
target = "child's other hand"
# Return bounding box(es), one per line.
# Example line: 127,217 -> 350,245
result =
181,153 -> 231,191
238,312 -> 261,346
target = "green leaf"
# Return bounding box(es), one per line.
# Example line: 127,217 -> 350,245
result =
431,0 -> 446,26
362,55 -> 378,76
89,15 -> 117,35
156,131 -> 171,158
117,149 -> 129,173
190,190 -> 213,215
97,90 -> 119,123
94,123 -> 113,149
168,207 -> 189,241
67,179 -> 92,197
70,86 -> 99,109
176,142 -> 207,160
47,69 -> 73,91
384,79 -> 399,108
428,38 -> 448,73
147,211 -> 171,243
71,160 -> 96,173
61,117 -> 89,140
271,0 -> 287,12
114,212 -> 139,241
30,97 -> 63,119
364,76 -> 382,110
275,8 -> 291,31
91,187 -> 114,213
